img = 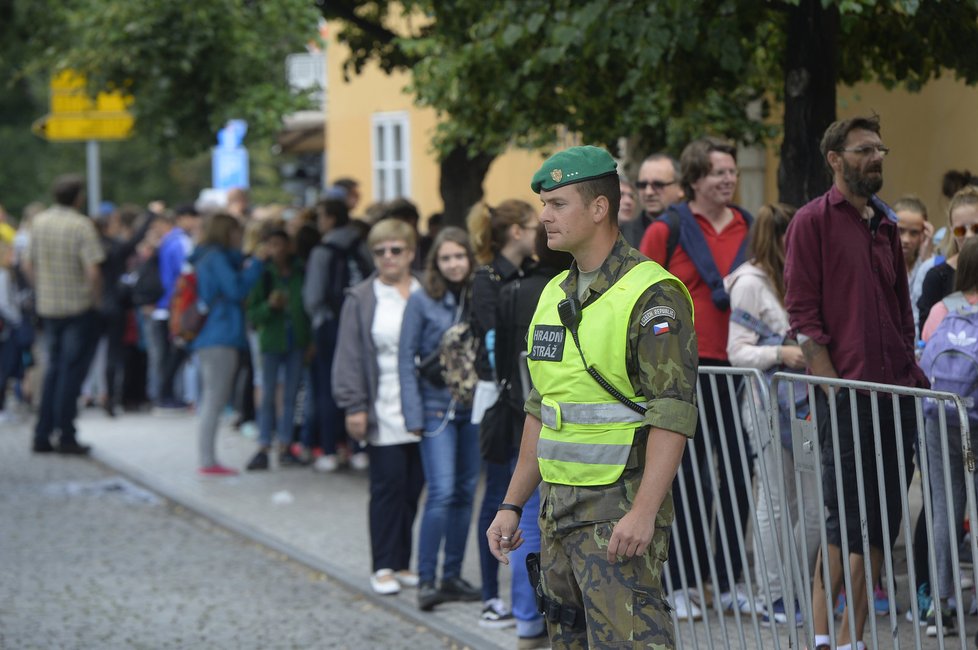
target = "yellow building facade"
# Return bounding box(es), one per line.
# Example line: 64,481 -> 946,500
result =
325,28 -> 543,224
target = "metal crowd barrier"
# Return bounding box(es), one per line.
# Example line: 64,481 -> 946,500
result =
664,367 -> 977,650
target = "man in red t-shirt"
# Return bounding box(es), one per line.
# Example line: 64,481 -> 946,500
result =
639,136 -> 754,618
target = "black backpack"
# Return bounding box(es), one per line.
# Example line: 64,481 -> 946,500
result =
130,252 -> 165,307
657,202 -> 753,311
318,239 -> 373,316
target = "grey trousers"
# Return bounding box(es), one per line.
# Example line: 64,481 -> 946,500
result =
197,346 -> 239,468
925,417 -> 978,600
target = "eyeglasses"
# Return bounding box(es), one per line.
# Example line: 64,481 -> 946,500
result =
839,145 -> 890,157
953,224 -> 978,238
371,245 -> 405,257
635,180 -> 677,192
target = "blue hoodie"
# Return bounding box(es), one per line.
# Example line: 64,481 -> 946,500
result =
189,244 -> 264,351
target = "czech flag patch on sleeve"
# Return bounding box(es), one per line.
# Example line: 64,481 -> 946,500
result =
652,322 -> 670,336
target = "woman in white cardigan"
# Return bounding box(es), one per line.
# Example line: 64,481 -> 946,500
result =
724,203 -> 820,627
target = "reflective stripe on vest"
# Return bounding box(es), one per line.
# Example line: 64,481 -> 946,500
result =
528,260 -> 692,486
539,400 -> 646,430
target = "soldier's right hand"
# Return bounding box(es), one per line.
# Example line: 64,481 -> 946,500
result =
487,510 -> 523,564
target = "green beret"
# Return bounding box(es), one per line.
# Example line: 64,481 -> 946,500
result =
530,145 -> 618,193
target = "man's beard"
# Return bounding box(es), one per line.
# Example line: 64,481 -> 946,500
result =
843,159 -> 883,198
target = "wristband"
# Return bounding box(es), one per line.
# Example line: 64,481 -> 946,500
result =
497,502 -> 523,519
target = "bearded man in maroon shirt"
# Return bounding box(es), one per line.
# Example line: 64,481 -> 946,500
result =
784,115 -> 927,650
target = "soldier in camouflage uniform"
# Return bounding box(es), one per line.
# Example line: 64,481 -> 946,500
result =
487,146 -> 698,649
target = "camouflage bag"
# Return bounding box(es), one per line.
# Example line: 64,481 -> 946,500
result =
438,320 -> 478,406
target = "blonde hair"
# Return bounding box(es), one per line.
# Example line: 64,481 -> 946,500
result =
368,218 -> 416,249
944,186 -> 978,257
466,199 -> 536,265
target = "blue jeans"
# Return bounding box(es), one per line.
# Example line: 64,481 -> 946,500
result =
509,485 -> 544,638
417,411 -> 481,584
258,349 -> 304,447
478,459 -> 513,601
140,315 -> 166,403
34,310 -> 100,446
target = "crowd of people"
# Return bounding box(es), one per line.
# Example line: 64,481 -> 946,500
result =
7,112 -> 978,649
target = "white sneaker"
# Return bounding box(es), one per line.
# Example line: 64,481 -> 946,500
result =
394,570 -> 419,588
313,454 -> 339,472
370,569 -> 400,595
479,597 -> 515,629
720,586 -> 763,616
670,590 -> 703,621
350,452 -> 369,471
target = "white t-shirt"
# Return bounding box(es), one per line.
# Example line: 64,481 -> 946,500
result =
371,278 -> 421,446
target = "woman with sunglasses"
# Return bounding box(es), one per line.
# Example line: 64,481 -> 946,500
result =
918,187 -> 978,335
398,227 -> 481,612
332,218 -> 424,596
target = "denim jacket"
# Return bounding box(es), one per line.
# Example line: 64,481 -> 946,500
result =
398,286 -> 463,432
190,245 -> 264,351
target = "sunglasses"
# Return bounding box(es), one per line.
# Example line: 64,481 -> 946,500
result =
371,245 -> 406,257
953,224 -> 978,238
635,180 -> 677,192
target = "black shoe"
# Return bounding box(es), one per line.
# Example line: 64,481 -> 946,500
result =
32,441 -> 55,453
103,402 -> 116,418
439,576 -> 481,602
926,608 -> 957,637
418,581 -> 442,611
278,447 -> 304,467
246,450 -> 269,471
55,441 -> 91,455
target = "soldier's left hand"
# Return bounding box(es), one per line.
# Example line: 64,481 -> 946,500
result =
607,510 -> 654,563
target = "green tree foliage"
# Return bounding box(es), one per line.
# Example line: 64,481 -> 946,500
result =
0,0 -> 318,214
19,0 -> 322,152
326,0 -> 978,206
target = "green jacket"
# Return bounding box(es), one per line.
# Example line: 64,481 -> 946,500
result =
246,258 -> 311,354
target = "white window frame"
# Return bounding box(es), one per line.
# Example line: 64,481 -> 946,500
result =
370,112 -> 411,202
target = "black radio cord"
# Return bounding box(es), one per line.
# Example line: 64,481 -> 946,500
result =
567,328 -> 647,416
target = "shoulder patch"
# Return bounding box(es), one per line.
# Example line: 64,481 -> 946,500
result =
640,306 -> 677,327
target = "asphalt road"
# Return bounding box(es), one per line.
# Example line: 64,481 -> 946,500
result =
0,428 -> 453,650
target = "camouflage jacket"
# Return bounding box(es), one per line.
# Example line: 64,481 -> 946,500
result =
525,233 -> 698,531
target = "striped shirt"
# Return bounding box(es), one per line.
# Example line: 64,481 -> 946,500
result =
30,205 -> 105,318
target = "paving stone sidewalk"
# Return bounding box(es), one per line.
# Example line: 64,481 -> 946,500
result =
35,407 -> 517,650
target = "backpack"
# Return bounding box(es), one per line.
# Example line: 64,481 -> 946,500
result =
920,291 -> 978,426
318,237 -> 373,317
658,202 -> 753,311
416,290 -> 479,405
729,307 -> 810,449
130,252 -> 165,307
169,258 -> 209,343
439,320 -> 478,406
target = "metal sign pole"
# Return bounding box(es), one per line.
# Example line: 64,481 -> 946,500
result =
86,139 -> 101,218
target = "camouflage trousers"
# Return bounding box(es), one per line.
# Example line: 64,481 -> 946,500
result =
539,516 -> 675,649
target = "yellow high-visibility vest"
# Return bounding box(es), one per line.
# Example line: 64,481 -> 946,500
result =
527,261 -> 690,486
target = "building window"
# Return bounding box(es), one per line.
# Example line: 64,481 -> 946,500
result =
371,112 -> 410,202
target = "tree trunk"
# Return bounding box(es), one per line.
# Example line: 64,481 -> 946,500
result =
439,143 -> 496,230
778,0 -> 839,206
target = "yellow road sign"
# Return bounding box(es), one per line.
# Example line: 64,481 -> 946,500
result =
33,113 -> 134,141
35,70 -> 135,141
